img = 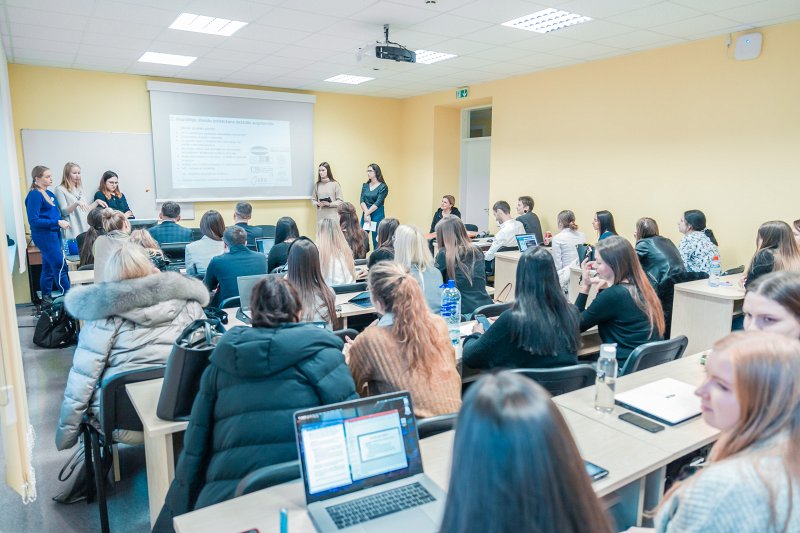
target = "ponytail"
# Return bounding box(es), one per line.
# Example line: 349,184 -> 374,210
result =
703,228 -> 718,246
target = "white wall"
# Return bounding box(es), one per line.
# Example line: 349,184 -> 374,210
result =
0,39 -> 25,271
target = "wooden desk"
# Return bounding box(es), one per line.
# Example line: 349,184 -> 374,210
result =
127,379 -> 189,527
493,250 -> 520,298
68,269 -> 95,285
670,275 -> 745,355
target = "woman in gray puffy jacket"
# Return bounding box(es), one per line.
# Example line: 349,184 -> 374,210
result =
55,243 -> 207,451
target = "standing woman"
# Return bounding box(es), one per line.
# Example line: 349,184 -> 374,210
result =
429,195 -> 461,234
678,209 -> 720,274
592,210 -> 617,241
94,171 -> 133,218
311,162 -> 344,224
286,238 -> 339,329
744,221 -> 800,288
316,218 -> 356,286
25,165 -> 71,303
359,163 -> 389,249
54,162 -> 107,241
338,202 -> 369,260
434,217 -> 492,315
634,217 -> 685,289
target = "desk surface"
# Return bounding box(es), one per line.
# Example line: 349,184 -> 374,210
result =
673,275 -> 745,300
127,379 -> 188,437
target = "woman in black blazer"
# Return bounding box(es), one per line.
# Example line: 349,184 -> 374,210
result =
430,194 -> 462,233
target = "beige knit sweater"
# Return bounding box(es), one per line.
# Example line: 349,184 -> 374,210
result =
348,318 -> 462,418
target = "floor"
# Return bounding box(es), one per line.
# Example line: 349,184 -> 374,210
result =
0,306 -> 151,533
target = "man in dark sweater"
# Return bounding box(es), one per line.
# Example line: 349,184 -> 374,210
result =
233,201 -> 263,246
516,195 -> 544,246
204,226 -> 268,307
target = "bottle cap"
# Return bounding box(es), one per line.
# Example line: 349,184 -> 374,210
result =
713,255 -> 719,261
447,279 -> 455,288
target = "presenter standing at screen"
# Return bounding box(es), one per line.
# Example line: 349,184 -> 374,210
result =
311,162 -> 344,224
359,163 -> 389,250
94,171 -> 133,219
54,162 -> 107,241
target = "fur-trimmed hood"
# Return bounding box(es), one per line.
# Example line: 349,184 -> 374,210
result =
65,271 -> 209,322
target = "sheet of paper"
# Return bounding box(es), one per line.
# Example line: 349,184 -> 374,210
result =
363,221 -> 377,232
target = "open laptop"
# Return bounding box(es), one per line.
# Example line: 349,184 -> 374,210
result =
255,236 -> 276,256
236,274 -> 280,323
515,233 -> 538,252
295,392 -> 446,532
615,378 -> 702,426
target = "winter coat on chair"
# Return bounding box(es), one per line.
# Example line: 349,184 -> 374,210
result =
153,323 -> 358,532
55,272 -> 208,451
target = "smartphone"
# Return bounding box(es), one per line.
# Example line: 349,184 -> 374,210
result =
474,314 -> 492,331
619,412 -> 665,433
584,460 -> 609,482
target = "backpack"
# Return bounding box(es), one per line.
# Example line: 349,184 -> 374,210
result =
33,297 -> 78,348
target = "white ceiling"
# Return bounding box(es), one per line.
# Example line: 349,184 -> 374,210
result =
1,0 -> 798,98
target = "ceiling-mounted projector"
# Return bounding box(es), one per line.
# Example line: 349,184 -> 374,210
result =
357,24 -> 416,64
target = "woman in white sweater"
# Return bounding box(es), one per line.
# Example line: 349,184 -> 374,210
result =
550,210 -> 585,290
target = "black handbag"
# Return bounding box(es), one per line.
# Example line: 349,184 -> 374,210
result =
33,296 -> 78,348
157,318 -> 225,421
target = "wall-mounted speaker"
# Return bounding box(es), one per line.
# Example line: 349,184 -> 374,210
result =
735,32 -> 762,61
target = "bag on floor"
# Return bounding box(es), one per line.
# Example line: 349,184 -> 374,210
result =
33,296 -> 78,348
157,319 -> 225,421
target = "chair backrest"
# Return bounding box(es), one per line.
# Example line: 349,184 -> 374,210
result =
190,228 -> 202,241
497,245 -> 517,254
511,365 -> 596,397
721,265 -> 745,276
417,413 -> 457,439
257,224 -> 276,238
464,223 -> 479,232
332,282 -> 367,295
332,328 -> 358,342
620,336 -> 688,376
576,243 -> 593,263
656,271 -> 710,338
354,258 -> 368,266
78,264 -> 94,271
472,301 -> 512,318
100,366 -> 165,434
234,460 -> 301,498
218,296 -> 241,310
161,242 -> 189,262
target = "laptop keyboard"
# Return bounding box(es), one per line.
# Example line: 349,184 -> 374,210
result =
325,482 -> 435,530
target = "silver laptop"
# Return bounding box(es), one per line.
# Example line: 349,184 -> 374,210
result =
255,237 -> 276,255
294,392 -> 446,532
515,233 -> 538,252
615,378 -> 702,426
236,274 -> 279,321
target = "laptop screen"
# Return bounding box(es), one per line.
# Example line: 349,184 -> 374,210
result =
295,392 -> 423,504
237,274 -> 275,312
256,237 -> 276,255
515,233 -> 538,252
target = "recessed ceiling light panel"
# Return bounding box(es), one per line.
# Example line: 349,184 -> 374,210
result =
414,50 -> 457,64
138,51 -> 197,66
324,74 -> 374,85
502,8 -> 591,33
169,12 -> 248,36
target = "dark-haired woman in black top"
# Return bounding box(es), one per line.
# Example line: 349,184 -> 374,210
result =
593,210 -> 617,241
267,216 -> 299,272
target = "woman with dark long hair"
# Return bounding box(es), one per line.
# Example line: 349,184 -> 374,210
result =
311,162 -> 344,224
593,210 -> 617,241
338,201 -> 369,259
576,235 -> 665,364
434,216 -> 492,315
678,209 -> 720,273
744,221 -> 800,288
286,238 -> 338,328
367,217 -> 399,267
78,206 -> 105,268
743,271 -> 800,339
184,210 -> 225,275
634,216 -> 685,289
463,246 -> 580,370
94,170 -> 133,218
440,372 -> 613,533
359,163 -> 389,249
267,216 -> 300,272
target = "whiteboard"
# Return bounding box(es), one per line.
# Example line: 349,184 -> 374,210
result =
20,129 -> 194,220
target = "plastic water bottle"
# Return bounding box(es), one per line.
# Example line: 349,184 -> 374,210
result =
594,344 -> 618,413
62,238 -> 70,257
440,280 -> 462,356
708,255 -> 721,287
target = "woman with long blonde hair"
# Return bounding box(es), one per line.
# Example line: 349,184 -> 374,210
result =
745,221 -> 800,288
345,262 -> 461,418
316,218 -> 355,286
129,229 -> 168,271
394,224 -> 443,311
92,209 -> 131,282
434,216 -> 492,315
654,331 -> 800,531
54,161 -> 107,240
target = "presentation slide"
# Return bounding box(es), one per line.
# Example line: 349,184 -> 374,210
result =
302,423 -> 352,495
345,411 -> 407,481
169,114 -> 292,189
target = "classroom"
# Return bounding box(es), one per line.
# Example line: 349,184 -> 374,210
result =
1,1 -> 799,532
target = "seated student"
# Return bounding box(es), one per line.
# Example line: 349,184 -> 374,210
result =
743,271 -> 800,339
593,209 -> 617,241
394,224 -> 443,312
435,217 -> 492,315
345,262 -> 461,418
286,238 -> 338,328
744,221 -> 800,288
267,216 -> 299,272
576,235 -> 665,364
550,209 -> 586,290
55,244 -> 206,502
129,229 -> 168,271
678,209 -> 720,274
92,209 -> 131,282
77,206 -> 105,268
429,194 -> 461,234
184,210 -> 225,276
463,247 -> 580,370
317,218 -> 356,286
232,201 -> 263,246
484,200 -> 525,264
653,332 -> 800,532
148,201 -> 192,244
338,202 -> 369,260
634,217 -> 685,289
515,195 -> 544,245
154,276 -> 357,532
367,217 -> 399,267
204,226 -> 268,307
440,372 -> 613,533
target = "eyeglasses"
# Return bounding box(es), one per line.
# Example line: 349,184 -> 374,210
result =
107,181 -> 119,185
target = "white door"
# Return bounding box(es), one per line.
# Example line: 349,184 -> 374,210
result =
459,137 -> 491,232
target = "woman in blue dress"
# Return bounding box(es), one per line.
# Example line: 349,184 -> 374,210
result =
25,165 -> 71,304
359,163 -> 389,249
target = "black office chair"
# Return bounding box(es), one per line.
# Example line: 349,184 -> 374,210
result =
332,282 -> 367,295
354,259 -> 368,266
417,413 -> 457,439
80,366 -> 165,533
472,301 -> 512,318
332,328 -> 359,342
160,242 -> 189,265
270,265 -> 288,275
189,228 -> 203,241
721,265 -> 745,276
218,296 -> 241,310
576,243 -> 593,263
656,271 -> 709,338
464,224 -> 479,233
257,224 -> 276,238
78,264 -> 94,271
234,460 -> 301,498
511,365 -> 596,397
620,336 -> 688,377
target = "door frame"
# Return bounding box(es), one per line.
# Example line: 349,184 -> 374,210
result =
459,105 -> 492,232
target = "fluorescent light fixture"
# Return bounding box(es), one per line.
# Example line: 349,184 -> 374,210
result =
324,74 -> 374,85
138,51 -> 196,66
169,12 -> 248,36
414,49 -> 458,64
502,8 -> 591,33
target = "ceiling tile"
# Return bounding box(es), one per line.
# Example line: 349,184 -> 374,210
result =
289,0 -> 381,18
608,3 -> 705,29
556,41 -> 625,60
448,0 -> 549,24
718,0 -> 800,24
82,18 -> 164,39
234,23 -> 313,44
144,40 -> 215,57
13,48 -> 76,65
409,14 -> 493,38
72,54 -> 135,69
76,44 -> 142,60
594,29 -> 685,50
210,37 -> 283,55
653,14 -> 743,39
556,20 -> 637,42
255,7 -> 338,33
508,33 -> 581,53
349,1 -> 436,26
81,32 -> 153,51
459,26 -> 531,46
671,0 -> 762,13
182,0 -> 275,22
13,22 -> 84,44
295,32 -> 369,53
92,1 -> 179,26
3,0 -> 96,17
8,36 -> 81,54
4,5 -> 90,31
557,0 -> 663,20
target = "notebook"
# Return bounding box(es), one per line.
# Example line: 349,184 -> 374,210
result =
295,392 -> 446,532
615,378 -> 702,426
515,233 -> 538,252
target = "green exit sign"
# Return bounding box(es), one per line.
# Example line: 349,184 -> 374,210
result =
456,87 -> 468,99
